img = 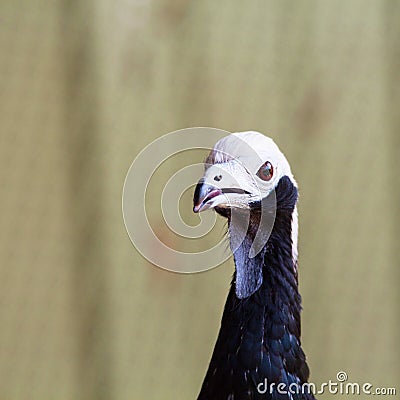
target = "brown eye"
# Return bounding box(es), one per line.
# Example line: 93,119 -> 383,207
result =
257,161 -> 274,181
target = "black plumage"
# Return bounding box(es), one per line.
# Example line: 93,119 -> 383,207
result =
196,176 -> 315,400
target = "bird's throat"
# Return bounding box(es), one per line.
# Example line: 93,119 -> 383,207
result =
229,215 -> 266,299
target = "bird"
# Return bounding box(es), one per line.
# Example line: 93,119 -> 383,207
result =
193,131 -> 315,400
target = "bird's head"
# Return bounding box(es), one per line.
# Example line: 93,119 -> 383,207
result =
193,131 -> 299,299
193,131 -> 296,214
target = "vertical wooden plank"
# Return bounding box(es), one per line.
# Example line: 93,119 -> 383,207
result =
61,1 -> 112,398
0,1 -> 79,399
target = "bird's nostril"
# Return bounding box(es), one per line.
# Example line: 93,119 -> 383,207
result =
214,175 -> 222,182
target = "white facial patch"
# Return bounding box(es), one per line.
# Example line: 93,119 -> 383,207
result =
211,131 -> 296,198
291,205 -> 299,269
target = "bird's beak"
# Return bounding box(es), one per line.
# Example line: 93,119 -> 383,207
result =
193,180 -> 223,213
193,162 -> 254,213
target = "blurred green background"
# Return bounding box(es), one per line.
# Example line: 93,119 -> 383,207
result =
0,1 -> 399,399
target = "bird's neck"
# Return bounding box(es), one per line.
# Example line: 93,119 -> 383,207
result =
228,202 -> 303,354
229,175 -> 299,301
198,177 -> 312,399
